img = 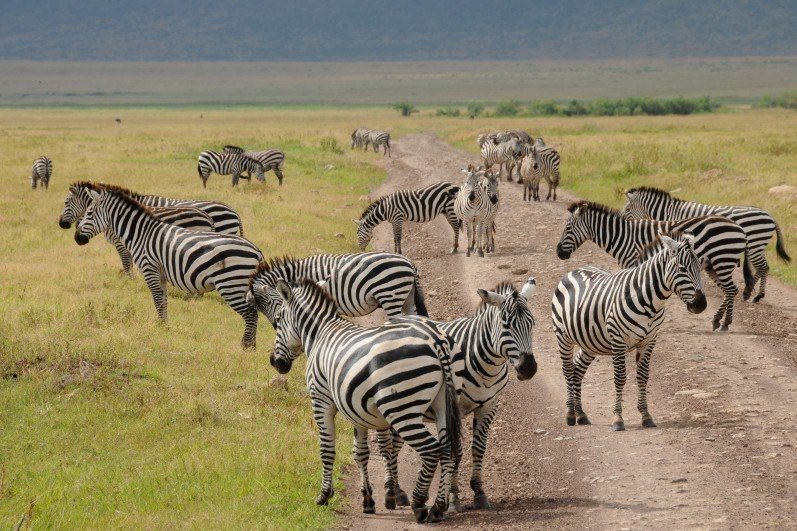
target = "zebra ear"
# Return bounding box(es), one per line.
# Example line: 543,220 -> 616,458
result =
519,277 -> 537,300
353,219 -> 362,225
245,290 -> 255,306
625,190 -> 636,200
477,289 -> 506,307
659,234 -> 678,252
682,232 -> 696,249
316,279 -> 329,292
275,279 -> 293,303
88,189 -> 101,202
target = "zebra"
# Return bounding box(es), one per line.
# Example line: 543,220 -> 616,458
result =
269,279 -> 462,523
621,187 -> 791,302
74,185 -> 263,348
386,278 -> 537,512
552,233 -> 707,431
30,156 -> 52,189
366,130 -> 391,157
480,138 -> 520,181
520,145 -> 560,201
556,201 -> 747,331
351,127 -> 370,149
222,145 -> 285,185
197,150 -> 265,188
246,252 -> 428,327
454,165 -> 491,257
480,170 -> 500,253
59,182 -> 215,276
355,181 -> 461,255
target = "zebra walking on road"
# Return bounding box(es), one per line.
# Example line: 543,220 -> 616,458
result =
30,156 -> 52,189
556,201 -> 747,331
552,234 -> 707,431
355,182 -> 461,255
366,130 -> 391,156
269,279 -> 461,523
246,252 -> 428,326
480,171 -> 500,253
520,145 -> 560,201
622,187 -> 790,302
480,138 -> 520,181
223,145 -> 285,185
197,150 -> 265,188
74,185 -> 263,348
454,166 -> 491,257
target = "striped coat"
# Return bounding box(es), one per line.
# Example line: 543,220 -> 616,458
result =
520,145 -> 560,201
197,150 -> 265,188
223,145 -> 285,185
480,171 -> 500,253
350,127 -> 370,149
30,156 -> 52,189
454,166 -> 491,257
366,130 -> 391,157
480,138 -> 520,181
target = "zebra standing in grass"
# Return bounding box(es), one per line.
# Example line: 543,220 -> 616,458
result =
351,127 -> 370,149
197,150 -> 265,188
355,181 -> 461,254
481,137 -> 520,181
622,187 -> 791,302
454,165 -> 491,257
520,145 -> 560,201
480,170 -> 500,253
30,156 -> 52,189
552,234 -> 706,431
222,145 -> 286,185
269,279 -> 461,523
386,278 -> 537,512
246,252 -> 428,326
365,130 -> 391,156
74,185 -> 263,347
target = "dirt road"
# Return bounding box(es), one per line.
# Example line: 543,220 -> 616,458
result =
340,134 -> 797,529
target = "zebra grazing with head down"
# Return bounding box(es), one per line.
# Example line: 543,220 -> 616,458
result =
481,137 -> 520,181
30,156 -> 52,189
454,165 -> 491,257
386,278 -> 537,512
246,252 -> 428,326
197,150 -> 265,188
622,187 -> 790,302
269,279 -> 461,523
222,145 -> 286,185
552,233 -> 707,431
520,145 -> 560,201
74,185 -> 263,348
366,130 -> 391,157
480,170 -> 500,253
351,127 -> 370,149
355,182 -> 461,255
557,201 -> 747,331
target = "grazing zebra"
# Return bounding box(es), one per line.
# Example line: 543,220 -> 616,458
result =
351,127 -> 370,149
355,182 -> 461,255
246,252 -> 428,326
74,185 -> 263,348
621,187 -> 791,302
480,170 -> 500,253
454,166 -> 491,257
366,130 -> 391,157
556,201 -> 746,331
552,234 -> 707,431
197,150 -> 265,188
480,138 -> 520,181
223,145 -> 285,185
387,278 -> 537,512
520,145 -> 560,201
30,156 -> 52,189
269,279 -> 461,523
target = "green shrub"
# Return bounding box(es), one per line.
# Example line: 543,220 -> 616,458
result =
757,92 -> 797,109
319,136 -> 343,154
524,96 -> 719,117
494,100 -> 520,117
436,107 -> 461,117
393,102 -> 419,116
467,101 -> 485,119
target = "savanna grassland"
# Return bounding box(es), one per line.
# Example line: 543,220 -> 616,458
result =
1,105 -> 795,528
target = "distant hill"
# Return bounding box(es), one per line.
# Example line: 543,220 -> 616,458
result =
1,1 -> 795,61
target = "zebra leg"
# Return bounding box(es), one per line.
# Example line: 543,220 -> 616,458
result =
553,173 -> 559,200
392,219 -> 403,254
546,177 -> 553,201
470,402 -> 498,510
557,334 -> 577,425
750,253 -> 769,303
216,286 -> 259,349
428,391 -> 456,523
635,341 -> 657,428
466,221 -> 473,257
389,418 -> 441,523
232,172 -> 240,187
611,349 -> 628,431
31,175 -> 38,189
385,430 -> 410,506
711,268 -> 738,331
571,349 -> 595,425
141,266 -> 167,321
448,437 -> 464,512
446,214 -> 460,254
476,221 -> 485,258
353,427 -> 376,514
376,429 -> 400,509
107,232 -> 135,277
313,401 -> 337,505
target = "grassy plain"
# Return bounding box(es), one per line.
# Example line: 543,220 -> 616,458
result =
1,105 -> 795,528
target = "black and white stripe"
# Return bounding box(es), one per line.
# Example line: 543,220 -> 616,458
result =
351,127 -> 370,150
269,279 -> 461,523
246,252 -> 428,327
30,156 -> 52,189
552,235 -> 707,431
622,187 -> 790,302
556,201 -> 747,331
480,170 -> 500,253
197,150 -> 265,188
520,145 -> 560,201
223,145 -> 285,185
366,130 -> 391,157
454,166 -> 491,257
355,181 -> 461,255
74,185 -> 263,348
480,137 -> 520,181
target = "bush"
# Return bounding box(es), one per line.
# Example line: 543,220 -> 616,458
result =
436,107 -> 461,117
319,136 -> 343,154
393,102 -> 419,117
524,96 -> 720,117
757,92 -> 797,109
494,100 -> 520,117
467,101 -> 485,119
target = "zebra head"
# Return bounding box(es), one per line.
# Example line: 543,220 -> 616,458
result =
556,202 -> 590,259
482,172 -> 499,204
620,189 -> 654,220
74,189 -> 108,245
59,183 -> 92,229
246,157 -> 266,182
476,277 -> 538,381
461,165 -> 485,201
660,233 -> 707,314
528,146 -> 540,171
247,279 -> 284,327
354,218 -> 372,251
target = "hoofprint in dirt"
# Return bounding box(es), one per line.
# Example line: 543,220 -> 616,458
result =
339,134 -> 797,529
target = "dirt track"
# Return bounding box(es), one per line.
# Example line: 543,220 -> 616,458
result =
340,134 -> 797,529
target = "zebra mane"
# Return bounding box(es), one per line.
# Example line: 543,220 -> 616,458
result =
567,200 -> 623,218
637,228 -> 688,262
224,144 -> 245,153
95,184 -> 155,215
359,197 -> 385,219
476,280 -> 519,312
626,186 -> 681,201
249,255 -> 307,289
69,180 -> 102,194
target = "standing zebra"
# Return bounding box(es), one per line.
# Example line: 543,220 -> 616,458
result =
480,138 -> 520,181
386,278 -> 537,512
366,130 -> 391,157
223,145 -> 285,185
621,187 -> 790,302
520,145 -> 560,201
552,234 -> 706,431
351,127 -> 370,149
556,201 -> 746,331
355,181 -> 461,255
480,170 -> 500,253
246,252 -> 428,326
269,279 -> 461,523
30,156 -> 52,189
454,166 -> 491,257
74,185 -> 263,348
197,150 -> 265,188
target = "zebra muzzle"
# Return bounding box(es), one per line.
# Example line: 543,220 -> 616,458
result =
515,354 -> 537,381
74,232 -> 90,246
687,291 -> 707,314
556,244 -> 571,260
59,218 -> 71,229
269,353 -> 293,374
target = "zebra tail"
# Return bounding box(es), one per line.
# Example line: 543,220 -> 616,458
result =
439,339 -> 462,461
413,276 -> 429,317
742,251 -> 755,291
775,223 -> 791,263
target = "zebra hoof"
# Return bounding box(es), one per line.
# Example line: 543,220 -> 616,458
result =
712,320 -> 721,331
427,504 -> 445,523
384,492 -> 396,510
363,498 -> 376,514
395,490 -> 411,507
412,505 -> 429,523
719,324 -> 730,332
566,411 -> 577,426
477,250 -> 485,257
315,489 -> 333,505
742,291 -> 752,301
473,493 -> 492,510
612,421 -> 626,432
576,415 -> 591,425
641,418 -> 657,428
449,494 -> 463,513
752,294 -> 764,303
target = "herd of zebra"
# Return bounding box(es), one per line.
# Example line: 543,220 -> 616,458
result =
31,126 -> 791,523
351,127 -> 392,157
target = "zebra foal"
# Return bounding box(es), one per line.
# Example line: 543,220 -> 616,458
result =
30,156 -> 52,189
